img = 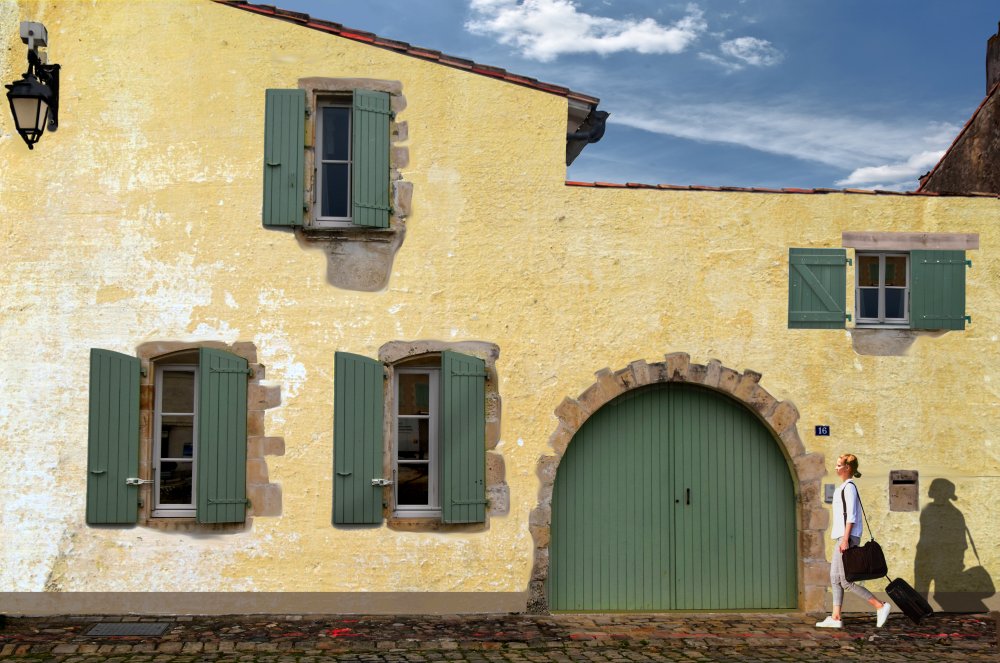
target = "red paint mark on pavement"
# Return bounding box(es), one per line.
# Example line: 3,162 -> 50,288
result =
324,628 -> 362,638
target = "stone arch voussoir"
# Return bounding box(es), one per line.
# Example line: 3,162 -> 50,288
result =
528,352 -> 827,614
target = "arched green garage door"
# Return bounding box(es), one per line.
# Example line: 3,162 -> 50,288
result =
549,383 -> 797,611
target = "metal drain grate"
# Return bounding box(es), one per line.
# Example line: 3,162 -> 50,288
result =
86,622 -> 172,636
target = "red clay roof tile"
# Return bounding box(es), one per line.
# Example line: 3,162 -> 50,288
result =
565,181 -> 998,198
214,0 -> 600,105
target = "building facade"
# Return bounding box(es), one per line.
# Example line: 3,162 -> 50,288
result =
2,0 -> 998,615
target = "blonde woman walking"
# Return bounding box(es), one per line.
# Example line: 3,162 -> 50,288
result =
815,454 -> 893,628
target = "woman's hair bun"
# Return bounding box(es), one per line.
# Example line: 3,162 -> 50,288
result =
854,471 -> 862,478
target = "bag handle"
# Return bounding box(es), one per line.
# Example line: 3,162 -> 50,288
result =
840,481 -> 876,541
841,483 -> 891,581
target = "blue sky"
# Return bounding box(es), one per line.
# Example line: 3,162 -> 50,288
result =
271,0 -> 998,190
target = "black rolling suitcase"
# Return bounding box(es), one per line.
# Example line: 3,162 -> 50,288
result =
885,577 -> 933,624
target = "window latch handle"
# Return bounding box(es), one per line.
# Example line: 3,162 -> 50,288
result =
125,477 -> 154,485
371,478 -> 393,487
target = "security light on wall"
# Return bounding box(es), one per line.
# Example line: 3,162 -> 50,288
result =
5,21 -> 60,149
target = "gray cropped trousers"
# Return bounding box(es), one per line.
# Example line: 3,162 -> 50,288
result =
831,535 -> 876,606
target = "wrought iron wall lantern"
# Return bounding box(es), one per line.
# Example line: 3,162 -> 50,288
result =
5,21 -> 60,149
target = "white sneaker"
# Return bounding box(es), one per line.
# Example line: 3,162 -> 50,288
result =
815,616 -> 843,628
876,602 -> 892,627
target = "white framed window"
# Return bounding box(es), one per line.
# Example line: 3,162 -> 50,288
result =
314,97 -> 352,226
393,366 -> 440,517
152,364 -> 198,517
856,252 -> 909,325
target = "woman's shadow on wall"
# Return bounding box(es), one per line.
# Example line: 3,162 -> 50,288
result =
914,478 -> 995,611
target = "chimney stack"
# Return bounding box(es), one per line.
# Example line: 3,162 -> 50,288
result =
988,21 -> 1000,93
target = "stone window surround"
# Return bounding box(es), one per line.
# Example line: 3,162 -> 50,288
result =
840,232 -> 979,353
527,353 -> 826,613
377,340 -> 508,532
299,77 -> 412,239
135,340 -> 284,532
293,77 -> 412,293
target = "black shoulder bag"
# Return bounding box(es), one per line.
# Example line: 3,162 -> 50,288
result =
840,482 -> 888,582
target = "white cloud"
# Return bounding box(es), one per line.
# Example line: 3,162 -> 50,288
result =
465,0 -> 707,62
700,36 -> 783,72
613,100 -> 958,188
835,150 -> 945,190
721,36 -> 783,66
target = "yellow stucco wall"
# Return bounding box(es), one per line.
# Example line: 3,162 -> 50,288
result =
1,0 -> 998,609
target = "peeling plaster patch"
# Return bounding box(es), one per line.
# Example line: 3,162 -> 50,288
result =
388,303 -> 403,314
189,321 -> 240,342
450,328 -> 459,337
853,359 -> 863,371
517,438 -> 524,447
225,292 -> 238,309
855,423 -> 864,436
1,212 -> 226,591
258,287 -> 297,308
53,528 -> 259,592
255,330 -> 307,423
185,222 -> 192,237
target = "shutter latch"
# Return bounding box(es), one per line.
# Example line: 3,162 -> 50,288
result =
371,478 -> 394,487
125,477 -> 154,485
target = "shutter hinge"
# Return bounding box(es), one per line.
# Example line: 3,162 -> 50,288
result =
208,498 -> 249,505
210,367 -> 253,376
450,370 -> 487,377
846,257 -> 853,266
966,259 -> 972,268
140,366 -> 148,377
125,477 -> 153,485
451,498 -> 488,505
966,315 -> 972,324
845,313 -> 852,322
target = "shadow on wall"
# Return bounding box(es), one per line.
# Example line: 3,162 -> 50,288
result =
914,478 -> 995,611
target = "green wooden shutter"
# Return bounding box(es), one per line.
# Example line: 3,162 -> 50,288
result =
197,348 -> 249,524
788,248 -> 849,329
440,351 -> 487,524
351,89 -> 391,228
87,349 -> 140,524
333,352 -> 385,524
263,89 -> 306,227
910,250 -> 969,330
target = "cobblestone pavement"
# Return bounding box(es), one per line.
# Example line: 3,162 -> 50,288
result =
0,612 -> 996,662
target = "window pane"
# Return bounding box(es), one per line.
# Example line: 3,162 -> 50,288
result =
885,287 -> 906,319
398,418 -> 429,460
161,415 -> 194,459
161,371 -> 194,413
159,460 -> 193,505
321,107 -> 350,161
398,374 -> 430,415
321,163 -> 349,217
396,464 -> 429,505
859,287 -> 879,319
858,255 -> 879,287
885,256 -> 907,286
